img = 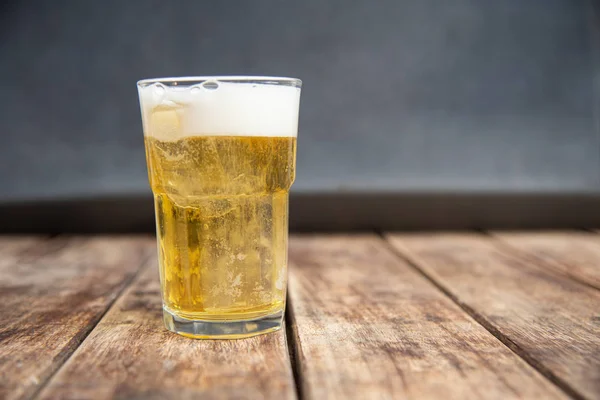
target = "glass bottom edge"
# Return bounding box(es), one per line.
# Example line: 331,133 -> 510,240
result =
162,307 -> 284,339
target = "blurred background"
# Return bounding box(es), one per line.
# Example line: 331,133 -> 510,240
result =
1,0 -> 599,232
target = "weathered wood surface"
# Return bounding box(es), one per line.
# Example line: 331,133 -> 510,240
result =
38,252 -> 297,400
0,236 -> 153,400
491,231 -> 600,290
3,233 -> 600,400
387,233 -> 600,400
287,235 -> 565,400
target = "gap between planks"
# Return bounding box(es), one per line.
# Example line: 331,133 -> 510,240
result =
285,291 -> 305,400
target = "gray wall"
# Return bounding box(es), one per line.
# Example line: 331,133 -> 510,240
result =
1,0 -> 599,203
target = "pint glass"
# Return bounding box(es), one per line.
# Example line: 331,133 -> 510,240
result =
137,76 -> 301,339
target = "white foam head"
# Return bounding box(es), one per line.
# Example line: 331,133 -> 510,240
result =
137,77 -> 301,140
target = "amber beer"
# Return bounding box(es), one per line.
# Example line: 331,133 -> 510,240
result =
137,77 -> 301,339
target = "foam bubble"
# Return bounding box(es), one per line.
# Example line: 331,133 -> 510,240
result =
138,80 -> 301,139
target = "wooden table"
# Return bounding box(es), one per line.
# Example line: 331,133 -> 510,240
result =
1,232 -> 599,400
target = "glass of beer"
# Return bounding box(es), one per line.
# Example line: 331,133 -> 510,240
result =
137,76 -> 301,339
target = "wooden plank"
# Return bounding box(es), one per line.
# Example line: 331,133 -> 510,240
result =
491,231 -> 600,290
287,235 -> 566,400
0,237 -> 47,269
0,236 -> 153,400
387,233 -> 600,400
38,252 -> 297,400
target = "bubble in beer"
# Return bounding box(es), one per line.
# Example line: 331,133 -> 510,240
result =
202,81 -> 219,90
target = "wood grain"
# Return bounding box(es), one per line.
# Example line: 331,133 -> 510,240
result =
491,231 -> 600,290
387,233 -> 600,400
0,236 -> 153,400
38,253 -> 297,400
287,235 -> 565,400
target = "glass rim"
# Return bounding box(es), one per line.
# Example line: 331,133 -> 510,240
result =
137,75 -> 302,88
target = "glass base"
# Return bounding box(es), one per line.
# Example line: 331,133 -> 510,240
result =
162,307 -> 284,339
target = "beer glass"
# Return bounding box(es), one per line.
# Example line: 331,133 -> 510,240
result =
137,76 -> 301,339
